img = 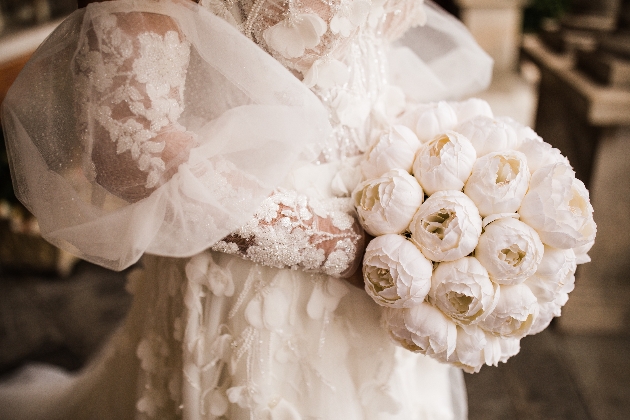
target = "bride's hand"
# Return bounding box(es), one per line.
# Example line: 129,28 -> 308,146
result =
211,192 -> 368,282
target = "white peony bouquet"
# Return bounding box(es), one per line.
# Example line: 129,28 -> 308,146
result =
353,99 -> 596,373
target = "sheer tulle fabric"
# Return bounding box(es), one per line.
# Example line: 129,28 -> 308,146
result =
389,1 -> 493,102
2,0 -> 330,271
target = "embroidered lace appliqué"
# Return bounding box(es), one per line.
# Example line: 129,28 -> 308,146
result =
204,0 -> 427,163
211,189 -> 362,277
74,13 -> 191,189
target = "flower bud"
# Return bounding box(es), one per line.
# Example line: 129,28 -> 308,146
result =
383,308 -> 421,353
450,325 -> 487,373
573,240 -> 594,265
496,116 -> 540,148
517,137 -> 569,175
482,332 -> 521,366
524,246 -> 576,303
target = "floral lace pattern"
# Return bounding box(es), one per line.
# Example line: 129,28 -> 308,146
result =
74,13 -> 191,190
211,189 -> 363,277
203,0 -> 427,163
180,252 -> 384,419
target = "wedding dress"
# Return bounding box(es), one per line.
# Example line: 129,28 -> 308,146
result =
0,0 -> 492,418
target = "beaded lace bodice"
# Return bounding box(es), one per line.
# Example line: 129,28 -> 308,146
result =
202,0 -> 427,161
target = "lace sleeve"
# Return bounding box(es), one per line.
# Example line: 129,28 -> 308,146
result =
211,189 -> 365,278
74,11 -> 197,202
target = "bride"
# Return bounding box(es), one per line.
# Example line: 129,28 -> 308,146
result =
1,0 -> 491,418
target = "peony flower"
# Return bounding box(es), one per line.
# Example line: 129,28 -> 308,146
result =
403,302 -> 458,359
450,325 -> 487,373
409,190 -> 482,262
383,307 -> 422,352
496,116 -> 540,148
464,150 -> 530,217
363,234 -> 433,308
449,98 -> 493,124
430,257 -> 499,326
517,137 -> 569,175
524,246 -> 576,303
482,332 -> 521,366
519,162 -> 597,249
263,13 -> 327,59
413,131 -> 477,196
573,239 -> 594,264
526,247 -> 576,336
361,125 -> 421,180
476,217 -> 544,285
528,300 -> 561,336
453,116 -> 518,157
303,58 -> 349,89
478,283 -> 538,338
529,267 -> 575,336
398,101 -> 458,143
353,169 -> 424,236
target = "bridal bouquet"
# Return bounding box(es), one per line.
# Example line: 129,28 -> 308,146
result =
353,99 -> 596,373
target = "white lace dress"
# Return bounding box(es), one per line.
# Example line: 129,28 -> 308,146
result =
0,0 -> 493,418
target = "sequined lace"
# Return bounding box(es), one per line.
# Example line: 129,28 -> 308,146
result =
74,12 -> 195,201
211,189 -> 364,277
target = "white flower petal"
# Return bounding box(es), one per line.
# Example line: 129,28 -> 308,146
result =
476,217 -> 544,285
353,168 -> 424,236
409,190 -> 482,262
363,234 -> 432,308
414,131 -> 477,196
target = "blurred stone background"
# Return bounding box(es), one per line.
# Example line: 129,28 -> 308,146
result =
1,0 -> 629,419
